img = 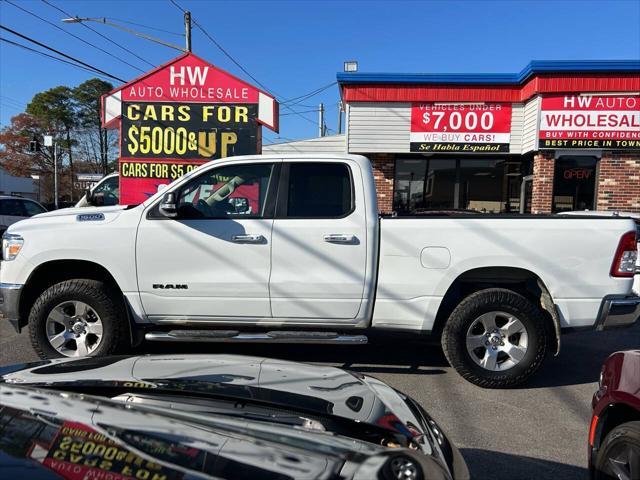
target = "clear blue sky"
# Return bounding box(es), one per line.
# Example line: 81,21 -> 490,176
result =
1,0 -> 639,143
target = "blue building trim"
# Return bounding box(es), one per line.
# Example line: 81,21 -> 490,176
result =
336,60 -> 640,85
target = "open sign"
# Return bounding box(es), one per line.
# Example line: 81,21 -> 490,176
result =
563,168 -> 593,180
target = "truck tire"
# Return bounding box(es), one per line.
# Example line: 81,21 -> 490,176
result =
594,421 -> 640,480
441,288 -> 547,388
28,279 -> 129,359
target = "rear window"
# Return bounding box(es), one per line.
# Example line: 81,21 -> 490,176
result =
0,199 -> 25,216
285,163 -> 352,218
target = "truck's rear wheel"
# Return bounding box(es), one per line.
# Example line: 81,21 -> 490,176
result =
441,288 -> 547,388
29,279 -> 128,359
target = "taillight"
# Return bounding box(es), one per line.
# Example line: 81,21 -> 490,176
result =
611,231 -> 638,277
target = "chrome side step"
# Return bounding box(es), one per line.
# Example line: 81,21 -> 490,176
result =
145,330 -> 368,344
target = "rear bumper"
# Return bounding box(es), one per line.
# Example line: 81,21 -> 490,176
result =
595,294 -> 640,331
0,283 -> 23,333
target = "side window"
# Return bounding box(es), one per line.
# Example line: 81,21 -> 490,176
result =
285,163 -> 353,218
22,201 -> 46,217
176,163 -> 274,219
92,176 -> 119,206
0,199 -> 26,216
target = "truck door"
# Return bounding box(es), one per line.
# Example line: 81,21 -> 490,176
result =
269,161 -> 367,320
136,161 -> 279,320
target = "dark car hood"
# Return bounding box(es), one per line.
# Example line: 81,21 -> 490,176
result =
1,355 -> 424,444
0,383 -> 434,480
0,355 -> 466,479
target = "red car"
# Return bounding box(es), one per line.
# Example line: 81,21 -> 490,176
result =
590,350 -> 640,480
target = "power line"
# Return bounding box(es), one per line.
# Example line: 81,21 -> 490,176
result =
0,95 -> 24,108
40,0 -> 155,68
0,36 -> 122,82
0,102 -> 23,112
281,82 -> 337,106
280,109 -> 319,116
168,0 -> 277,95
167,0 -> 327,130
0,26 -> 125,82
168,0 -> 337,133
109,17 -> 185,37
5,0 -> 146,73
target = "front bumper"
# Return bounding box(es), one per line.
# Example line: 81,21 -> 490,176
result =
595,294 -> 640,330
0,283 -> 23,333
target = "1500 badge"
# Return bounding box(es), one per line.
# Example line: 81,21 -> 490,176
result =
152,284 -> 188,289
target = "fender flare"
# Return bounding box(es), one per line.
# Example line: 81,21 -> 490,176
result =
538,278 -> 561,356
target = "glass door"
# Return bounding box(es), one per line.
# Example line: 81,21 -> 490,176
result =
552,156 -> 598,212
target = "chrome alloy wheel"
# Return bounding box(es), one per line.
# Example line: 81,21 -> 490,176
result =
603,443 -> 640,480
465,311 -> 528,372
45,301 -> 103,357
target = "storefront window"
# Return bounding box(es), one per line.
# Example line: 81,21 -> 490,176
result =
394,156 -> 531,214
459,159 -> 525,213
394,159 -> 456,213
552,156 -> 598,212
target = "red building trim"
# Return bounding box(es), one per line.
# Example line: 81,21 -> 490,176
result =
342,74 -> 640,103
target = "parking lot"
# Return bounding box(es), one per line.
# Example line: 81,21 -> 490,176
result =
2,319 -> 639,479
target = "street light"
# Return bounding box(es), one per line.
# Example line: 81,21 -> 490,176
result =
61,15 -> 190,52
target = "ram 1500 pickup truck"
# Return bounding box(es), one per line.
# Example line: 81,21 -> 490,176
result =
2,154 -> 639,388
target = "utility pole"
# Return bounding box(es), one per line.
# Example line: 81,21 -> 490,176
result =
43,135 -> 58,209
318,103 -> 325,137
337,101 -> 343,134
185,11 -> 192,52
53,143 -> 59,209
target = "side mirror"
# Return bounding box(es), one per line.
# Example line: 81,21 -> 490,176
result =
159,192 -> 177,218
229,197 -> 250,214
93,192 -> 105,207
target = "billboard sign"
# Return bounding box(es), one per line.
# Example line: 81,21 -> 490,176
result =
101,53 -> 279,205
410,103 -> 512,153
539,95 -> 640,150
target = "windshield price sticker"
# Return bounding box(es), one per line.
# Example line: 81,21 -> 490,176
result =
410,103 -> 512,153
539,95 -> 640,150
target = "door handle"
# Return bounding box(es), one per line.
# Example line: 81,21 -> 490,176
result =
231,234 -> 265,244
323,234 -> 356,244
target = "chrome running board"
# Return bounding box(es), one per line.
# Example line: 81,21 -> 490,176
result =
145,330 -> 368,344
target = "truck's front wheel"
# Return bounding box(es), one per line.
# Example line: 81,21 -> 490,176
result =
441,288 -> 548,388
29,279 -> 129,359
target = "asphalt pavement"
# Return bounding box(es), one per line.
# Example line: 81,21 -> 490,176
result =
2,318 -> 639,480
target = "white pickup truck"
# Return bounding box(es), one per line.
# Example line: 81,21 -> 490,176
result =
1,154 -> 639,388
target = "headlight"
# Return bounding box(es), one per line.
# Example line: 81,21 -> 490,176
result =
2,234 -> 24,261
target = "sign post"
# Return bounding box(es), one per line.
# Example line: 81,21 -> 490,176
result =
101,53 -> 279,205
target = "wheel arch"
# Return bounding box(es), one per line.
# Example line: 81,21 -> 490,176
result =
19,259 -> 129,333
433,266 -> 560,352
595,403 -> 640,450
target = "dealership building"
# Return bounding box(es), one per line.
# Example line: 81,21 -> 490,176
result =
265,60 -> 640,214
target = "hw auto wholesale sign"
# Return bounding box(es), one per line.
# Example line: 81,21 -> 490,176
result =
410,103 -> 512,153
539,95 -> 640,150
102,53 -> 278,204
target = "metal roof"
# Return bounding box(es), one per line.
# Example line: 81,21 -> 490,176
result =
336,60 -> 640,85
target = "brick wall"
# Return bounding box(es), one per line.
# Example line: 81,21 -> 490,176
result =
370,153 -> 395,214
531,152 -> 555,213
597,153 -> 640,212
